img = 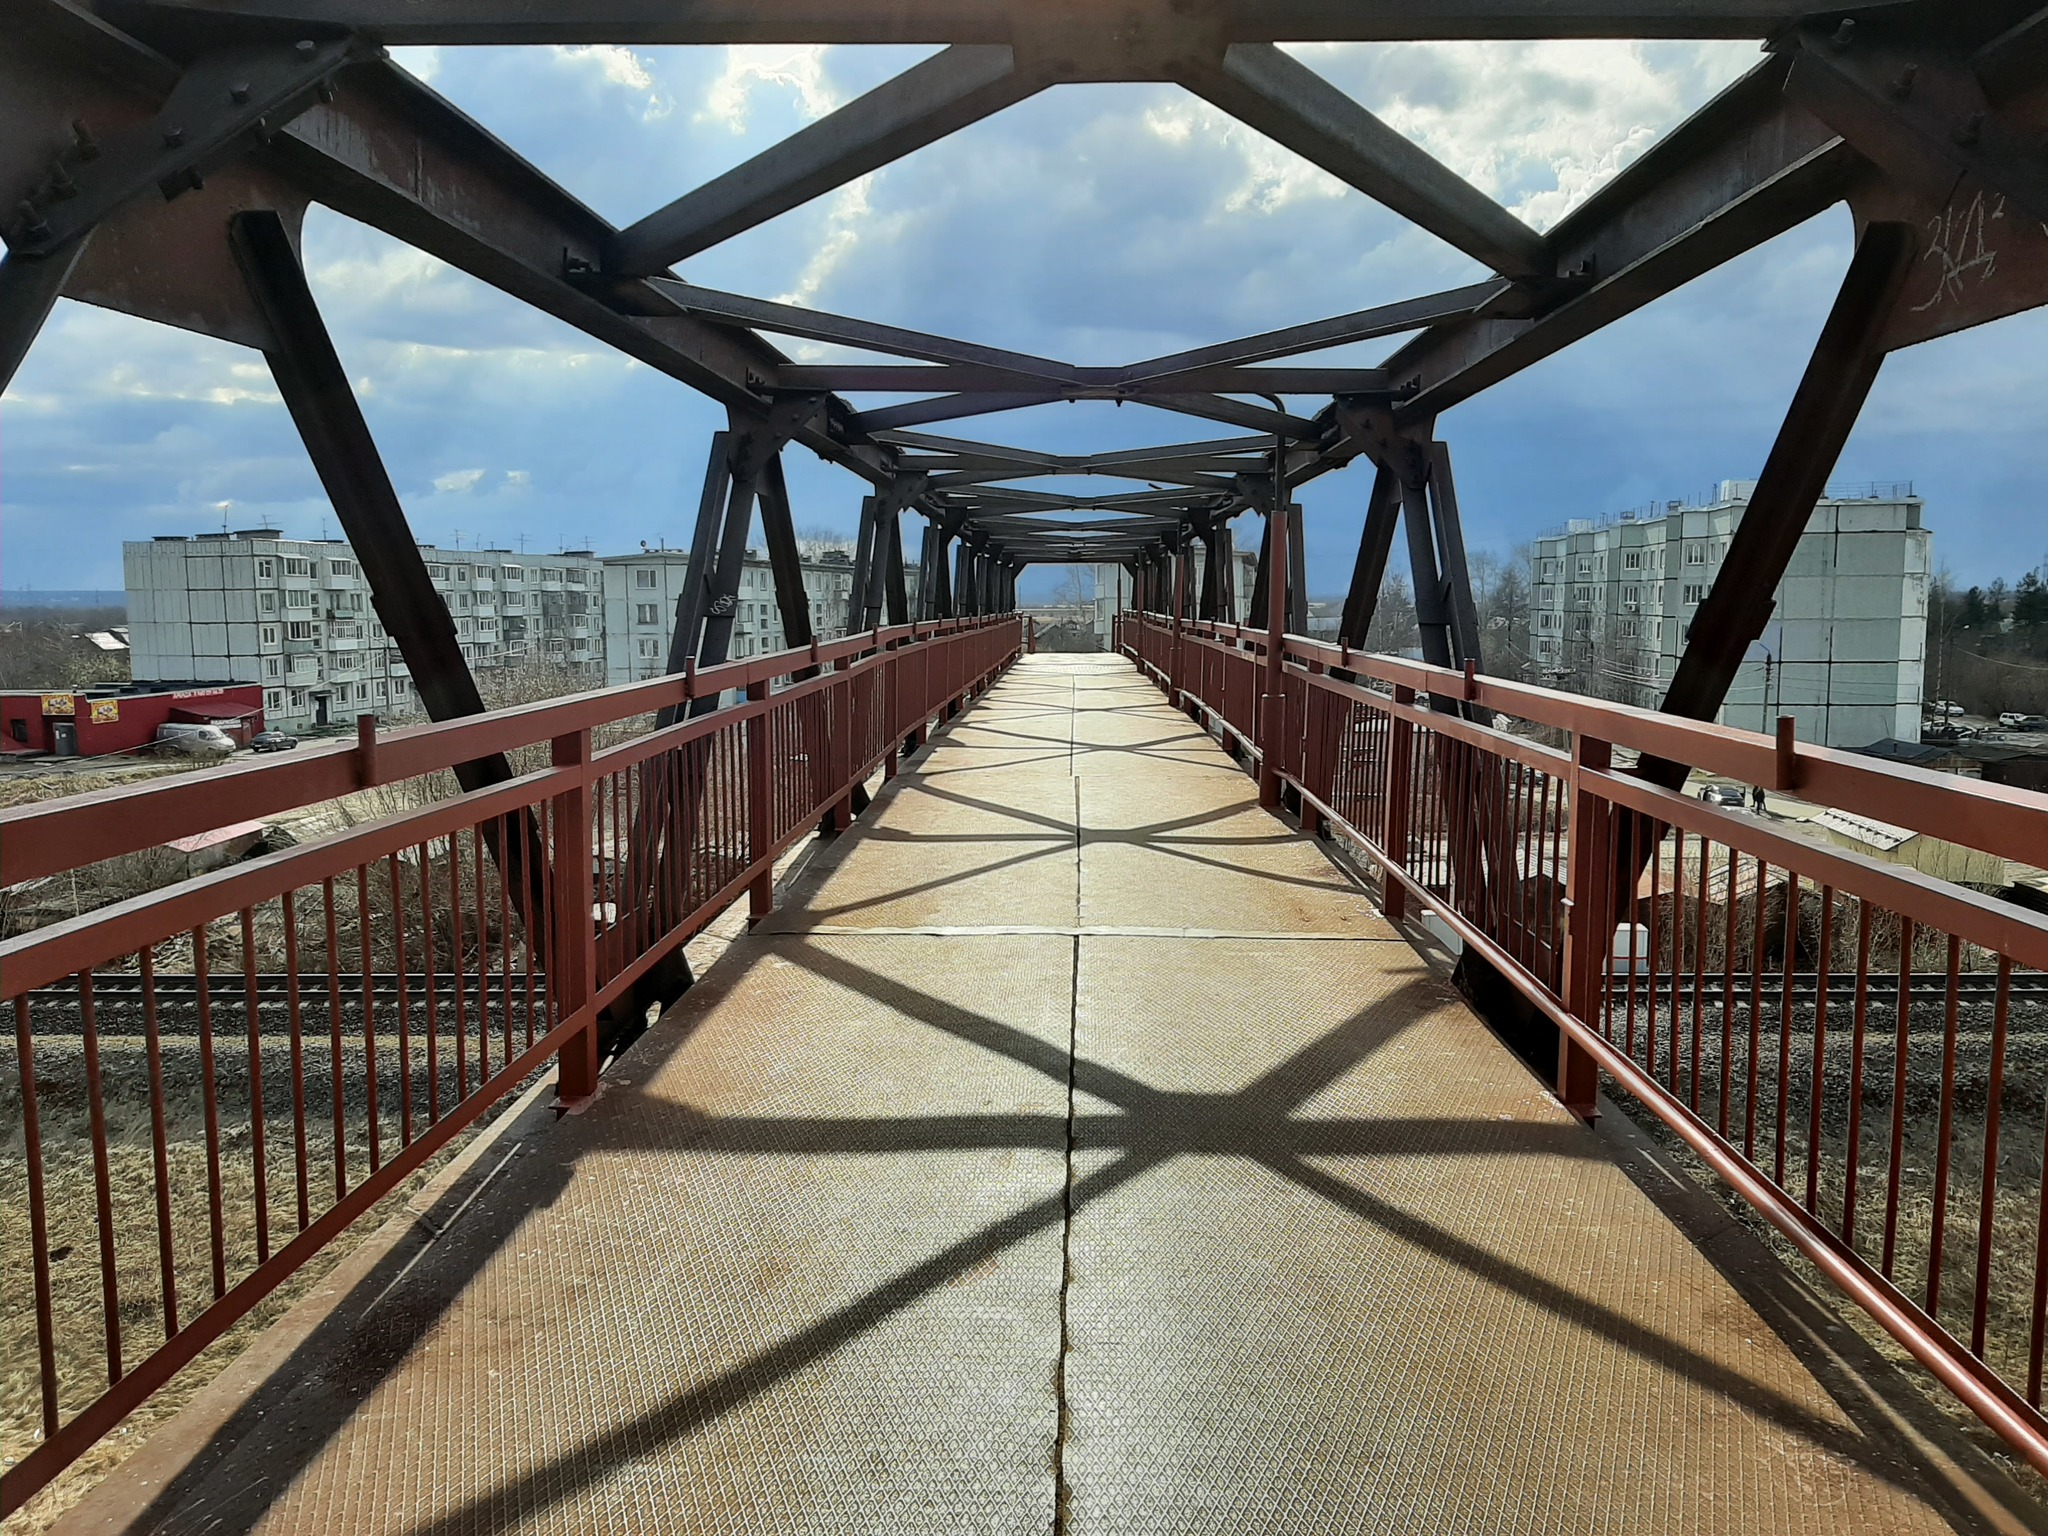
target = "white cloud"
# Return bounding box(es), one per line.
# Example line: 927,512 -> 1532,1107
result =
701,45 -> 839,133
388,46 -> 441,83
1142,98 -> 1350,216
1290,40 -> 1758,232
551,44 -> 675,120
433,468 -> 487,494
773,175 -> 898,307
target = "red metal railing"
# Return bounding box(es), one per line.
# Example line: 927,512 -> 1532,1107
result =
0,616 -> 1021,1515
1121,610 -> 2048,1475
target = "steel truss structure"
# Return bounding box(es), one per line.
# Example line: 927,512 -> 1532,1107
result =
4,0 -> 2046,742
3,2 -> 2048,1510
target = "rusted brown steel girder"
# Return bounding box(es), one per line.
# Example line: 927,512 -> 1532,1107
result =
229,207 -> 550,917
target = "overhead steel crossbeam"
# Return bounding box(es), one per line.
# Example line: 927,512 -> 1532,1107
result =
2,2 -> 2042,596
17,0 -> 2034,555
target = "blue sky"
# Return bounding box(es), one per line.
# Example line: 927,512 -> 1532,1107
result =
5,39 -> 2045,600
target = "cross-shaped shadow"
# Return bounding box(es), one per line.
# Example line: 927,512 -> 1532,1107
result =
389,937 -> 1932,1536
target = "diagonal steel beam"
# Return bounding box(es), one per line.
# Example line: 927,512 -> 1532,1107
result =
1638,220 -> 1916,785
851,390 -> 1065,432
1180,44 -> 1552,279
776,362 -> 1392,393
1115,280 -> 1505,383
0,241 -> 88,392
644,276 -> 1077,380
612,46 -> 1042,274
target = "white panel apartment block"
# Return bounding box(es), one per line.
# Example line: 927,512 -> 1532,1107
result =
1526,488 -> 1929,749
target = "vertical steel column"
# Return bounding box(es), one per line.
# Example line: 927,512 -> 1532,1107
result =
1340,462 -> 1402,647
0,241 -> 88,393
953,542 -> 974,617
686,424 -> 769,719
850,494 -> 882,628
883,509 -> 910,626
756,450 -> 815,653
1258,502 -> 1288,809
659,431 -> 735,724
1402,477 -> 1458,673
1285,503 -> 1307,634
916,523 -> 944,620
1425,444 -> 1482,668
1641,221 -> 1916,787
1246,519 -> 1271,630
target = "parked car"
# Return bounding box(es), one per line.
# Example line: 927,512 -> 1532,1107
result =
1928,700 -> 1966,717
1999,711 -> 2029,728
154,722 -> 235,758
1698,783 -> 1745,808
251,730 -> 300,753
2022,716 -> 2048,733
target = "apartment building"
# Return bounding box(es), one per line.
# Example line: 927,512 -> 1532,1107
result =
1525,482 -> 1931,748
124,532 -> 603,730
602,548 -> 863,685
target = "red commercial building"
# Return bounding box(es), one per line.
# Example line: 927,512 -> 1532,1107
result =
0,682 -> 266,758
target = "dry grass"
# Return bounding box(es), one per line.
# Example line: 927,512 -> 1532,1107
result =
0,1034 -> 536,1534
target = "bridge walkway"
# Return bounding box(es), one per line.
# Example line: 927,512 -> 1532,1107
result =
93,654 -> 1972,1534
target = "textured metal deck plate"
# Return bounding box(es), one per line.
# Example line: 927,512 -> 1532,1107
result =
88,655 -> 1970,1535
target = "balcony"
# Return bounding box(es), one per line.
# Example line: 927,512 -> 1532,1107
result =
569,620 -> 591,638
284,636 -> 318,654
323,571 -> 356,590
328,623 -> 365,651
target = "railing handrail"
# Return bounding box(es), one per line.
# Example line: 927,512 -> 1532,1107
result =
1147,613 -> 2048,873
0,616 -> 1010,889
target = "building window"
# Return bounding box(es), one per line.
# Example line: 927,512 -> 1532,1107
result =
635,568 -> 657,588
635,603 -> 659,625
425,563 -> 449,581
257,559 -> 275,579
326,557 -> 358,577
284,557 -> 312,576
638,638 -> 661,657
265,657 -> 281,678
287,620 -> 314,640
1624,551 -> 1640,570
265,690 -> 283,711
286,588 -> 313,608
1682,583 -> 1706,604
502,564 -> 522,580
391,677 -> 408,696
1686,544 -> 1706,565
261,625 -> 278,644
289,689 -> 308,709
260,592 -> 276,613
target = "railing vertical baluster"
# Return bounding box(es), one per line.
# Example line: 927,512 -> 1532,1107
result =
282,896 -> 310,1227
240,909 -> 269,1262
1882,917 -> 1916,1278
1805,888 -> 1835,1214
195,929 -> 228,1296
749,678 -> 774,918
1973,958 -> 2012,1359
15,995 -> 59,1439
1558,735 -> 1611,1120
1844,901 -> 1873,1244
552,728 -> 600,1108
1382,686 -> 1415,922
139,949 -> 180,1332
1927,934 -> 1964,1316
